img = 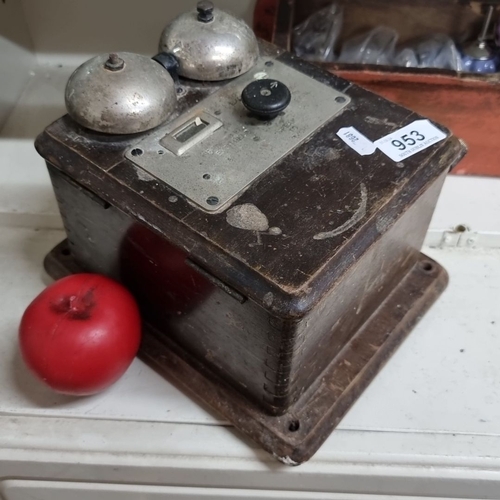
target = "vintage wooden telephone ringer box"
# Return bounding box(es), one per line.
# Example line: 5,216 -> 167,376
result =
35,1 -> 466,464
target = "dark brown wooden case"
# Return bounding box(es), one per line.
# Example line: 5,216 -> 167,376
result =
36,43 -> 466,464
254,0 -> 500,177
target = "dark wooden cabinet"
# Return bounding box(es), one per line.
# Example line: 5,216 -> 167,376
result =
37,44 -> 466,464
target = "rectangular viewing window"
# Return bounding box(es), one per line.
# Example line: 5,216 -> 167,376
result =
173,117 -> 209,144
159,112 -> 223,157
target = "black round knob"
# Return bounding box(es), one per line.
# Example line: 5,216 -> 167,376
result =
241,79 -> 291,120
197,1 -> 214,23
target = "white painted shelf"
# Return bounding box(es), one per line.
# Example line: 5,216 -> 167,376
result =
1,61 -> 500,499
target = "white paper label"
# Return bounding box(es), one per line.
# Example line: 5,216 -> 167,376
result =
337,126 -> 377,156
374,119 -> 447,162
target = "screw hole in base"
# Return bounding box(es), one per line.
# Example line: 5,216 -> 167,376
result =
206,196 -> 219,206
288,420 -> 300,432
421,261 -> 434,273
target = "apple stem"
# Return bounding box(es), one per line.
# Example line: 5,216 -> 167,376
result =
51,289 -> 96,320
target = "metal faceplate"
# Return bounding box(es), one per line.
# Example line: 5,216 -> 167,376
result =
125,59 -> 350,212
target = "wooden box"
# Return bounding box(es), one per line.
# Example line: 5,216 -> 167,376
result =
254,0 -> 500,176
36,44 -> 465,464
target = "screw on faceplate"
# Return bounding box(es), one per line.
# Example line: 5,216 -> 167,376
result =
104,53 -> 125,71
197,0 -> 214,22
206,196 -> 219,206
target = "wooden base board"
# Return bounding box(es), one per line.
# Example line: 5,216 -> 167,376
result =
44,240 -> 448,465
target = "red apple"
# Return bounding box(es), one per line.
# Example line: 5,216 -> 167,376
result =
19,274 -> 141,395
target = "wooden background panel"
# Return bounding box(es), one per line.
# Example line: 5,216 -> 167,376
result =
253,0 -> 500,177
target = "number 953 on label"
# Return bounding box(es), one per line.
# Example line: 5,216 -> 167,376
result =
374,119 -> 447,162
